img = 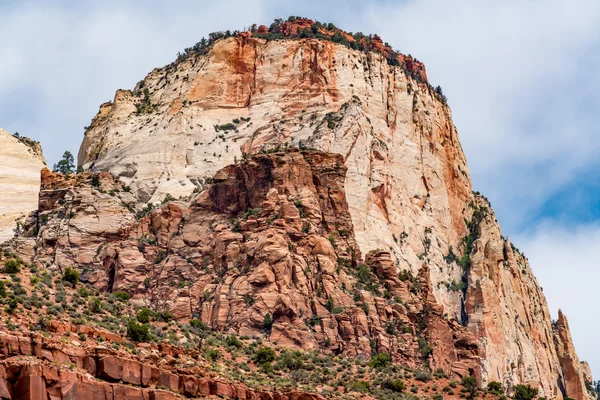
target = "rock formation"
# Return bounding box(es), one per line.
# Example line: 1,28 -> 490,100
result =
0,129 -> 46,243
1,17 -> 594,400
11,151 -> 481,376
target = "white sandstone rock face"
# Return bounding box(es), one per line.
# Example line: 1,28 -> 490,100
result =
79,37 -> 471,315
78,36 -> 593,398
0,129 -> 46,243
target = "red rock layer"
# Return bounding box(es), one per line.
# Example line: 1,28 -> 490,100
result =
10,150 -> 480,381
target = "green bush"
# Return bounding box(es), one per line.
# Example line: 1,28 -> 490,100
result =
3,259 -> 20,274
418,337 -> 433,357
189,319 -> 209,330
368,353 -> 391,369
254,346 -> 276,365
513,384 -> 538,400
113,291 -> 131,301
262,313 -> 273,333
381,379 -> 406,392
349,381 -> 370,393
63,267 -> 80,286
0,281 -> 6,298
225,334 -> 242,348
461,375 -> 478,399
414,370 -> 432,382
206,348 -> 221,361
6,298 -> 18,314
214,123 -> 236,132
487,381 -> 503,394
136,308 -> 152,323
88,297 -> 103,313
127,321 -> 150,342
278,350 -> 304,371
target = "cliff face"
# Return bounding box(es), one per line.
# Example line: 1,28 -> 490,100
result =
463,196 -> 580,397
10,20 -> 591,399
79,34 -> 470,320
11,151 -> 481,378
0,129 -> 46,243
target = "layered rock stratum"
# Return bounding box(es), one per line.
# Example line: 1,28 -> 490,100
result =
0,129 -> 45,243
0,18 -> 595,400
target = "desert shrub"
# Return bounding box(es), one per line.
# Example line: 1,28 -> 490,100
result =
206,348 -> 221,361
368,353 -> 391,369
262,313 -> 273,333
189,319 -> 208,330
6,298 -> 18,313
127,321 -> 150,342
88,297 -> 103,313
487,381 -> 503,394
112,291 -> 131,301
381,379 -> 406,392
278,350 -> 304,371
254,346 -> 276,365
226,334 -> 242,348
155,311 -> 172,322
214,123 -> 236,132
136,308 -> 152,323
349,380 -> 370,393
3,259 -> 20,274
415,370 -> 432,382
63,267 -> 80,286
418,337 -> 432,357
433,368 -> 448,379
513,384 -> 538,400
461,375 -> 478,399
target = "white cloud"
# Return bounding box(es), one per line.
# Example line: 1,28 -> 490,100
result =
516,223 -> 600,379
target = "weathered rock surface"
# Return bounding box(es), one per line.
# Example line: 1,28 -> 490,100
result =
0,323 -> 326,400
0,129 -> 46,243
11,150 -> 481,380
461,196 -> 594,398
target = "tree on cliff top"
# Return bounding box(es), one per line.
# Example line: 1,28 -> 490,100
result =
53,151 -> 75,174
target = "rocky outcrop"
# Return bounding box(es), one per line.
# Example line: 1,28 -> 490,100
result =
11,150 -> 480,380
0,325 -> 325,400
554,310 -> 593,400
0,129 -> 46,243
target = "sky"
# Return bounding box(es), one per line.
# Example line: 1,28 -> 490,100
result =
1,0 -> 598,378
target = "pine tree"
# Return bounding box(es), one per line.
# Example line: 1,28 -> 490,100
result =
53,151 -> 75,174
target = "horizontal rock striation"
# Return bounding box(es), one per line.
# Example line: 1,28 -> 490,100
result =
0,129 -> 46,243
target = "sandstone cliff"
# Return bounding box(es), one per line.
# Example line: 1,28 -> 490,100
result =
0,129 -> 46,243
2,152 -> 483,400
3,18 -> 592,399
